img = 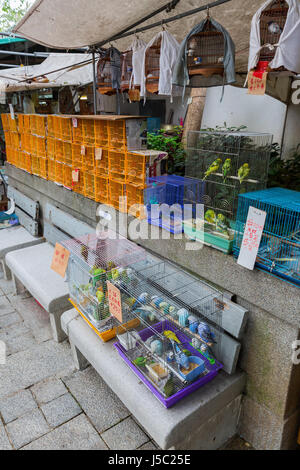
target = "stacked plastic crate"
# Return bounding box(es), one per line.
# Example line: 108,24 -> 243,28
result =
31,115 -> 48,179
1,113 -> 21,169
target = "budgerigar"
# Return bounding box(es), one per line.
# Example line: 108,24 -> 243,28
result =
203,158 -> 222,180
238,163 -> 250,184
222,158 -> 232,183
164,330 -> 181,344
216,213 -> 230,236
198,322 -> 217,346
205,209 -> 217,226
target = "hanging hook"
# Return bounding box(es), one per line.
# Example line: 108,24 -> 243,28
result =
135,29 -> 139,39
206,6 -> 210,19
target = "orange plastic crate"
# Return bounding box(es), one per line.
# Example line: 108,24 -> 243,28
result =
7,114 -> 18,132
126,184 -> 146,219
84,171 -> 96,200
63,164 -> 73,189
109,181 -> 127,212
126,152 -> 147,187
30,115 -> 37,135
47,115 -> 55,139
82,119 -> 95,145
20,133 -> 32,154
60,117 -> 72,141
23,115 -> 31,133
35,115 -> 47,137
36,137 -> 46,157
108,120 -> 126,150
109,150 -> 126,182
62,141 -> 72,165
53,116 -> 61,139
5,146 -> 13,164
22,153 -> 32,173
17,114 -> 25,133
18,150 -> 24,169
55,139 -> 64,162
48,159 -> 56,182
47,137 -> 56,160
1,114 -> 9,132
31,155 -> 40,176
39,157 -> 48,180
55,161 -> 64,185
72,118 -> 84,143
72,143 -> 84,169
4,132 -> 11,147
82,145 -> 95,171
95,175 -> 109,204
95,120 -> 109,148
95,148 -> 109,177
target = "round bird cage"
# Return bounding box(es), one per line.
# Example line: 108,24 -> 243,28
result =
145,36 -> 162,94
259,0 -> 289,65
97,48 -> 120,96
187,18 -> 225,79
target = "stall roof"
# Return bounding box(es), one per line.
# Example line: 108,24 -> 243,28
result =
13,0 -> 268,73
0,53 -> 93,92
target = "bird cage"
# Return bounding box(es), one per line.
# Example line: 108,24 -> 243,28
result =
145,36 -> 161,94
121,50 -> 133,93
187,18 -> 225,79
259,0 -> 289,64
97,47 -> 121,96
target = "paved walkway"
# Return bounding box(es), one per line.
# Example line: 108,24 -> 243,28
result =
0,272 -> 157,450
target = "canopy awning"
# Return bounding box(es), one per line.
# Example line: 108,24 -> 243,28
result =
13,0 -> 269,73
0,53 -> 93,92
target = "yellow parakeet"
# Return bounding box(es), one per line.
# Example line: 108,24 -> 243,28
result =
203,158 -> 222,180
164,331 -> 181,344
238,163 -> 250,184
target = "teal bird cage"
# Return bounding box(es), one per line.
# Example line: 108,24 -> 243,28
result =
233,187 -> 300,286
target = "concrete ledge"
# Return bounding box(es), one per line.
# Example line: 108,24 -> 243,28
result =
0,226 -> 44,259
61,309 -> 246,450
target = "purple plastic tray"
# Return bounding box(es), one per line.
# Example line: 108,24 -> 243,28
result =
114,320 -> 223,408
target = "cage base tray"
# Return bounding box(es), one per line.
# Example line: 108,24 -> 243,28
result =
184,223 -> 234,254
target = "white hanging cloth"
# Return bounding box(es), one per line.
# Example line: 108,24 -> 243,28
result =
130,37 -> 147,88
248,0 -> 300,73
140,30 -> 180,101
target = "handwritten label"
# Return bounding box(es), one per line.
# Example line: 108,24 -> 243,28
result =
51,243 -> 70,278
107,281 -> 123,323
72,169 -> 79,183
9,104 -> 15,120
81,145 -> 86,156
72,118 -> 78,128
248,71 -> 267,95
238,206 -> 267,270
95,148 -> 103,161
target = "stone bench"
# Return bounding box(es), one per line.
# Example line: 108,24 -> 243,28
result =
0,187 -> 43,280
61,309 -> 246,450
5,203 -> 94,342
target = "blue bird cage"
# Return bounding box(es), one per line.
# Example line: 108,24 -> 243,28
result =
233,187 -> 300,287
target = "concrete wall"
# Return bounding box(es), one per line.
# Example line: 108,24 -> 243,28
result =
282,103 -> 300,157
5,164 -> 300,450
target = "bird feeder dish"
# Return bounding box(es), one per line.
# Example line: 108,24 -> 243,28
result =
187,19 -> 225,79
258,0 -> 289,63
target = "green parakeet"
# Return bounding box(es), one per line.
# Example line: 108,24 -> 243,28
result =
216,214 -> 230,236
238,163 -> 250,184
222,158 -> 232,183
203,158 -> 222,180
205,210 -> 217,226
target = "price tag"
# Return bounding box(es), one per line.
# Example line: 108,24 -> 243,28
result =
237,206 -> 267,271
72,118 -> 78,128
248,71 -> 267,96
9,104 -> 15,120
81,145 -> 86,156
95,148 -> 103,161
72,169 -> 79,183
107,281 -> 123,323
51,243 -> 70,278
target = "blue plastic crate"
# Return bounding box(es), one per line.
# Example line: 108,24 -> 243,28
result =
234,187 -> 300,286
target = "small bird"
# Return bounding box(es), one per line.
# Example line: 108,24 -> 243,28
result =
216,213 -> 230,236
163,374 -> 175,398
198,322 -> 217,346
222,158 -> 232,183
203,158 -> 222,180
132,292 -> 149,310
238,163 -> 250,184
164,330 -> 181,344
205,209 -> 217,226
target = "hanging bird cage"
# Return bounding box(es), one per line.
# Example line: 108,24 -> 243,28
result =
259,0 -> 289,63
121,50 -> 133,93
187,18 -> 225,79
145,36 -> 162,94
97,48 -> 121,96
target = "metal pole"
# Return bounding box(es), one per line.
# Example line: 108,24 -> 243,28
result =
92,49 -> 97,115
0,49 -> 50,58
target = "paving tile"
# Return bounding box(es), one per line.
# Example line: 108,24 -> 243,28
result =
64,367 -> 130,433
0,340 -> 75,400
0,420 -> 12,450
138,441 -> 158,450
101,417 -> 149,450
6,409 -> 50,449
0,322 -> 30,341
22,414 -> 108,450
0,389 -> 37,424
0,278 -> 15,295
41,393 -> 82,427
0,311 -> 22,329
31,377 -> 67,405
5,331 -> 37,356
0,297 -> 15,316
7,295 -> 52,343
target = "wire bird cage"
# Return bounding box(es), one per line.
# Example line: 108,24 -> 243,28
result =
62,233 -> 146,333
259,0 -> 289,64
187,18 -> 225,80
145,36 -> 161,94
233,188 -> 300,287
184,130 -> 273,253
111,253 -> 223,407
97,47 -> 121,96
121,50 -> 133,93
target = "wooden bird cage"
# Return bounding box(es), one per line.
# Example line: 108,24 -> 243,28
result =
259,0 -> 289,63
145,37 -> 162,94
121,50 -> 133,93
187,19 -> 225,79
97,51 -> 118,96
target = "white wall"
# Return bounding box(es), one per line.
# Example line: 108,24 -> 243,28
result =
202,85 -> 287,145
282,103 -> 300,156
